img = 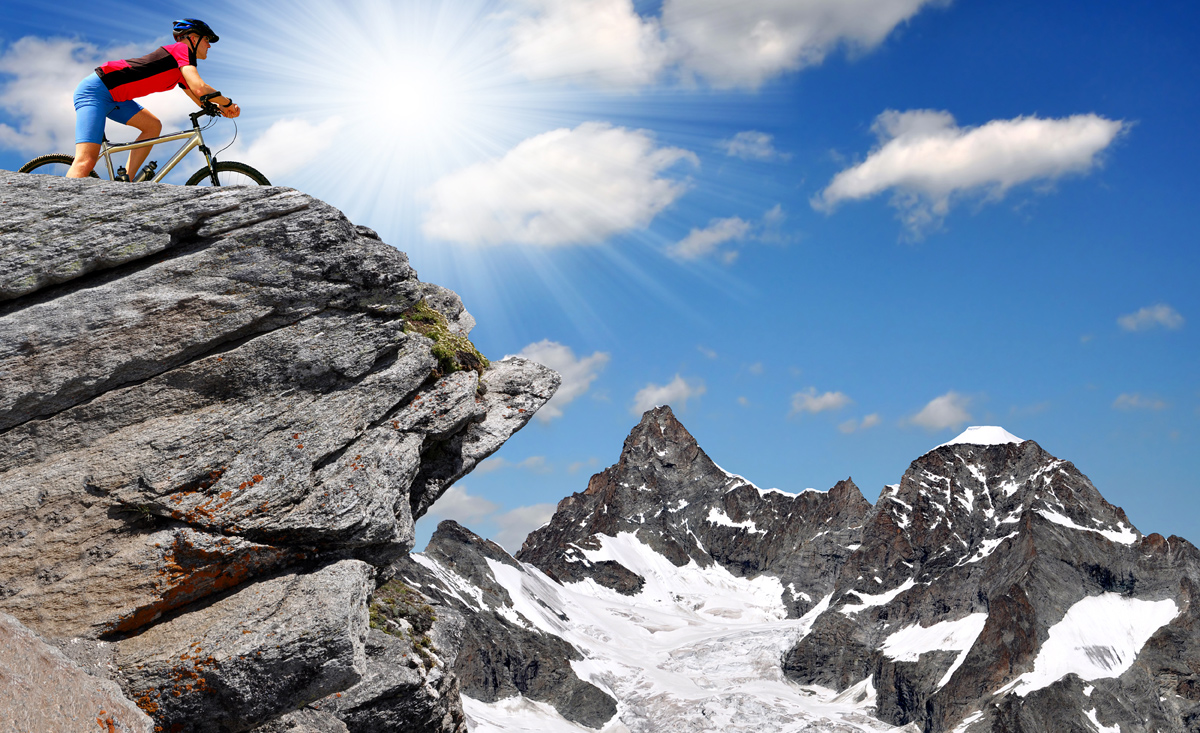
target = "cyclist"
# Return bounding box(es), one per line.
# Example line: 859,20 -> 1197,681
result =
66,18 -> 241,179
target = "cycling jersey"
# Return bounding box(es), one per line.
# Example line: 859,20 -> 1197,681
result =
94,41 -> 196,102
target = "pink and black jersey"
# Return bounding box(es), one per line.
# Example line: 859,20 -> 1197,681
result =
95,41 -> 196,102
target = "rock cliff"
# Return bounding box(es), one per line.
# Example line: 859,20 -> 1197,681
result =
0,170 -> 559,731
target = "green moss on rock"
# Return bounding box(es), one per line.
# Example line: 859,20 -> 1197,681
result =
402,300 -> 489,377
368,580 -> 439,669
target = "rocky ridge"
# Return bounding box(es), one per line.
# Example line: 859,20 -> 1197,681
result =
393,520 -> 619,728
423,406 -> 1200,732
0,170 -> 558,731
518,405 -> 872,617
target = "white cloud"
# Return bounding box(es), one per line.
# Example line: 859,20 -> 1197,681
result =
814,110 -> 1127,235
568,457 -> 600,474
499,0 -> 947,90
474,457 -> 509,475
423,122 -> 697,245
661,0 -> 949,88
506,0 -> 669,87
232,117 -> 344,177
839,413 -> 881,433
747,362 -> 764,376
790,387 -> 852,416
474,455 -> 554,474
1118,304 -> 1185,332
491,503 -> 558,552
0,36 -> 201,155
670,216 -> 752,260
513,340 -> 610,422
517,456 -> 552,473
1113,393 -> 1168,411
631,374 -> 705,415
720,130 -> 788,161
910,391 -> 972,430
670,204 -> 788,261
425,485 -> 500,525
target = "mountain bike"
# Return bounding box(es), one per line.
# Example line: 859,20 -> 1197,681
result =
17,102 -> 269,186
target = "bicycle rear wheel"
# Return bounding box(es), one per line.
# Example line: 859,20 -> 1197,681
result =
18,154 -> 100,178
185,161 -> 270,186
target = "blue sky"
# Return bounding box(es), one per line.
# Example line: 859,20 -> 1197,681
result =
2,0 -> 1197,552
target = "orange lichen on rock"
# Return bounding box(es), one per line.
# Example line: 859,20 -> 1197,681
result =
103,534 -> 296,635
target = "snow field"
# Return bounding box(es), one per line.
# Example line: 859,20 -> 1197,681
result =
473,532 -> 898,731
1012,592 -> 1178,696
879,613 -> 988,689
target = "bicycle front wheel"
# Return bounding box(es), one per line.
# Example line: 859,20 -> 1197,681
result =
185,161 -> 270,187
18,154 -> 100,178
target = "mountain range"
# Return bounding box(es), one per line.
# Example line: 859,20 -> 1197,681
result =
398,406 -> 1200,732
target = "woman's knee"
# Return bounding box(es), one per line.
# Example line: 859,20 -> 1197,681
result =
74,144 -> 101,165
129,110 -> 162,136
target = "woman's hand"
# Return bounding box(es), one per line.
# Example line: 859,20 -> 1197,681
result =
221,102 -> 241,119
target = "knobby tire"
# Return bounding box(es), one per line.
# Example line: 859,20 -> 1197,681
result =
18,154 -> 99,178
185,161 -> 271,186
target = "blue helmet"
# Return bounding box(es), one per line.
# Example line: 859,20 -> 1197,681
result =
173,18 -> 218,43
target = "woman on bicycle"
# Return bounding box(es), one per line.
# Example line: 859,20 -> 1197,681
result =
66,18 -> 241,179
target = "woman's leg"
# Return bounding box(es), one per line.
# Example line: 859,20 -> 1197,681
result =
124,109 -> 162,178
67,142 -> 102,178
70,73 -> 108,178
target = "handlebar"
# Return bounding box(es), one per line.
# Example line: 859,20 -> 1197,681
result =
189,103 -> 224,124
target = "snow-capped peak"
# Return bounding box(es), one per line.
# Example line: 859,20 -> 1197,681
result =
936,426 -> 1024,450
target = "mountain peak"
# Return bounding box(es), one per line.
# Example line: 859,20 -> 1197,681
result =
936,425 -> 1025,450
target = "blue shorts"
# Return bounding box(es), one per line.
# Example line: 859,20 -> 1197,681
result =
73,73 -> 144,144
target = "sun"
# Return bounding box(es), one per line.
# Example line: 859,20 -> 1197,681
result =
226,0 -> 548,224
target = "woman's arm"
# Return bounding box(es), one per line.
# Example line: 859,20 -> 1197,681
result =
180,66 -> 241,118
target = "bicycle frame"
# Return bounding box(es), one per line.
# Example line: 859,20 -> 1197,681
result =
97,109 -> 218,183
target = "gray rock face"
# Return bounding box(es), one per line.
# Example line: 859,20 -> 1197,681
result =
115,560 -> 373,733
251,708 -> 349,733
395,521 -> 618,729
517,405 -> 872,617
314,629 -> 467,733
0,171 -> 558,731
0,611 -> 153,732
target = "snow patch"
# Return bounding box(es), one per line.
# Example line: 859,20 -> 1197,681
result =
880,613 -> 988,689
464,694 -> 630,733
410,553 -> 486,611
936,426 -> 1024,449
831,675 -> 876,707
758,486 -> 802,498
840,579 -> 917,615
786,583 -> 811,603
1085,708 -> 1119,733
1014,593 -> 1178,696
955,532 -> 1020,566
1036,508 -> 1138,545
951,711 -> 984,733
706,506 -> 763,534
